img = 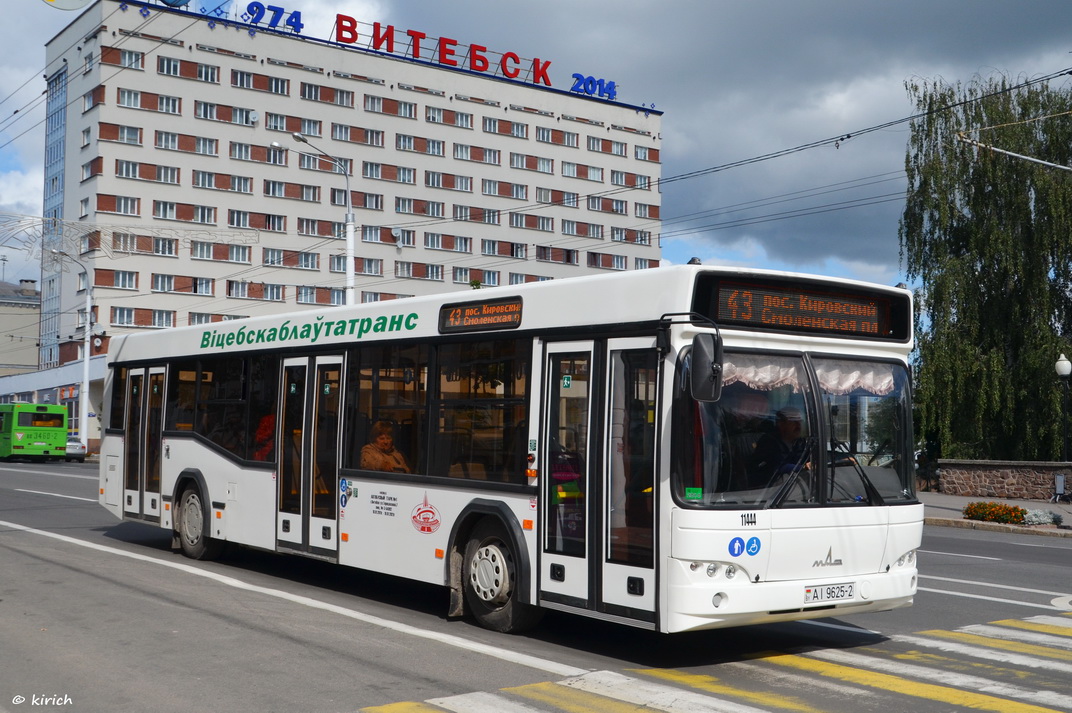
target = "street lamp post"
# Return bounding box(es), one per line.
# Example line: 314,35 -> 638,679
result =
51,249 -> 92,449
271,133 -> 355,305
1057,353 -> 1071,462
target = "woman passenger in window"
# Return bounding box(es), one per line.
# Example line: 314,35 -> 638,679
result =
361,420 -> 410,473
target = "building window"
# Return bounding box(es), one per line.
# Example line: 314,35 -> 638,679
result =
198,64 -> 219,83
193,205 -> 216,224
120,50 -> 143,69
158,57 -> 180,76
118,89 -> 140,108
156,166 -> 179,184
112,307 -> 135,326
195,137 -> 218,156
154,237 -> 177,256
114,270 -> 137,289
153,201 -> 176,219
158,96 -> 180,114
152,274 -> 174,292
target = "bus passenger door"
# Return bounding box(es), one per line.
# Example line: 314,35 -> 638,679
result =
122,367 -> 165,521
540,342 -> 593,605
600,339 -> 658,620
277,356 -> 343,559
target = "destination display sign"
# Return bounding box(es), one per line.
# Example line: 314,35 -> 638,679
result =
699,278 -> 910,340
439,297 -> 523,333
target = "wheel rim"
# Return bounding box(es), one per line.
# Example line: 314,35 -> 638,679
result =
182,492 -> 203,546
468,540 -> 513,606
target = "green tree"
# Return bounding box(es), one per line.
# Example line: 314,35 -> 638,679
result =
900,74 -> 1072,460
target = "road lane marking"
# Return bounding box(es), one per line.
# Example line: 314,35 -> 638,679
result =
918,629 -> 1072,661
893,634 -> 1072,674
919,549 -> 1001,560
919,587 -> 1067,610
14,489 -> 96,502
920,575 -> 1069,596
808,648 -> 1072,708
759,651 -> 1062,713
797,619 -> 883,636
0,519 -> 588,678
0,466 -> 97,481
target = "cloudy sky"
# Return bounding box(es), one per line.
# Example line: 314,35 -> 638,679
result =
2,0 -> 1071,287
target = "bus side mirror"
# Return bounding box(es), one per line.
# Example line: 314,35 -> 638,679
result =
690,333 -> 723,402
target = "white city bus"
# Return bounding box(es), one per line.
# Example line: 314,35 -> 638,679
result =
99,264 -> 922,633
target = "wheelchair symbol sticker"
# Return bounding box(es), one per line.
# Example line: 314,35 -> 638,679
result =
746,537 -> 761,555
729,537 -> 745,557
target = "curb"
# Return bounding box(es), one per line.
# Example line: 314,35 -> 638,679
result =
925,516 -> 1072,538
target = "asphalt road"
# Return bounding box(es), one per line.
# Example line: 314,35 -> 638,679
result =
2,460 -> 1071,713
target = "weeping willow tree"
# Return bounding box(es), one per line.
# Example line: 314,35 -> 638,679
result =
900,73 -> 1072,460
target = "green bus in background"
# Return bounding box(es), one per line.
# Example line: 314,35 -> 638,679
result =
0,403 -> 69,461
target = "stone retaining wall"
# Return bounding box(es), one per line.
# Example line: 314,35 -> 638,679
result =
937,460 -> 1068,499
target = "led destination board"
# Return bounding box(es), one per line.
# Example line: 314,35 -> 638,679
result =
696,277 -> 910,340
439,297 -> 523,334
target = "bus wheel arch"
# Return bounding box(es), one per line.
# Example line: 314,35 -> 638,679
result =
446,500 -> 542,633
173,469 -> 224,561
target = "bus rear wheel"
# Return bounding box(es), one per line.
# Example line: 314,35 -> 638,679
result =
462,519 -> 542,633
178,485 -> 224,561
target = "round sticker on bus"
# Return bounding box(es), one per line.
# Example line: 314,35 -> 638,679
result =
729,537 -> 745,557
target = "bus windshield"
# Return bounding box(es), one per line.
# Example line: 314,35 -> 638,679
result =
672,351 -> 914,508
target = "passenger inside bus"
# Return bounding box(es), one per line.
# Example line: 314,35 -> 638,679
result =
360,420 -> 411,473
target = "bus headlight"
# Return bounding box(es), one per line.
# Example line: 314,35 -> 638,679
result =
706,563 -> 720,577
725,564 -> 737,579
895,550 -> 916,567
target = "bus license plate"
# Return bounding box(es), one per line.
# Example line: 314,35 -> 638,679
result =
805,582 -> 854,603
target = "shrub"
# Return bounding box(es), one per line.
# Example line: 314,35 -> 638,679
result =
1024,509 -> 1064,526
962,501 -> 1026,524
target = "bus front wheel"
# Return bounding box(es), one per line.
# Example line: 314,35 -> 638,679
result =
178,486 -> 224,561
462,518 -> 542,633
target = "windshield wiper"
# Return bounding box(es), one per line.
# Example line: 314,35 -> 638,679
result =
766,437 -> 816,508
830,440 -> 885,505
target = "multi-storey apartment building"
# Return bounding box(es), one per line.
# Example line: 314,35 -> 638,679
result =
33,0 -> 662,443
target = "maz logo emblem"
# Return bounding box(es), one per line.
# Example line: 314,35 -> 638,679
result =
813,547 -> 844,567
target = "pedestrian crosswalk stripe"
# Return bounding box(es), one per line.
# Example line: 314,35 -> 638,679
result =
759,651 -> 1061,713
893,634 -> 1072,674
996,616 -> 1072,637
919,629 -> 1072,661
962,624 -> 1072,650
807,647 -> 1072,709
506,679 -> 671,713
508,671 -> 774,713
361,702 -> 447,713
632,668 -> 825,712
574,669 -> 806,707
428,690 -> 546,713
